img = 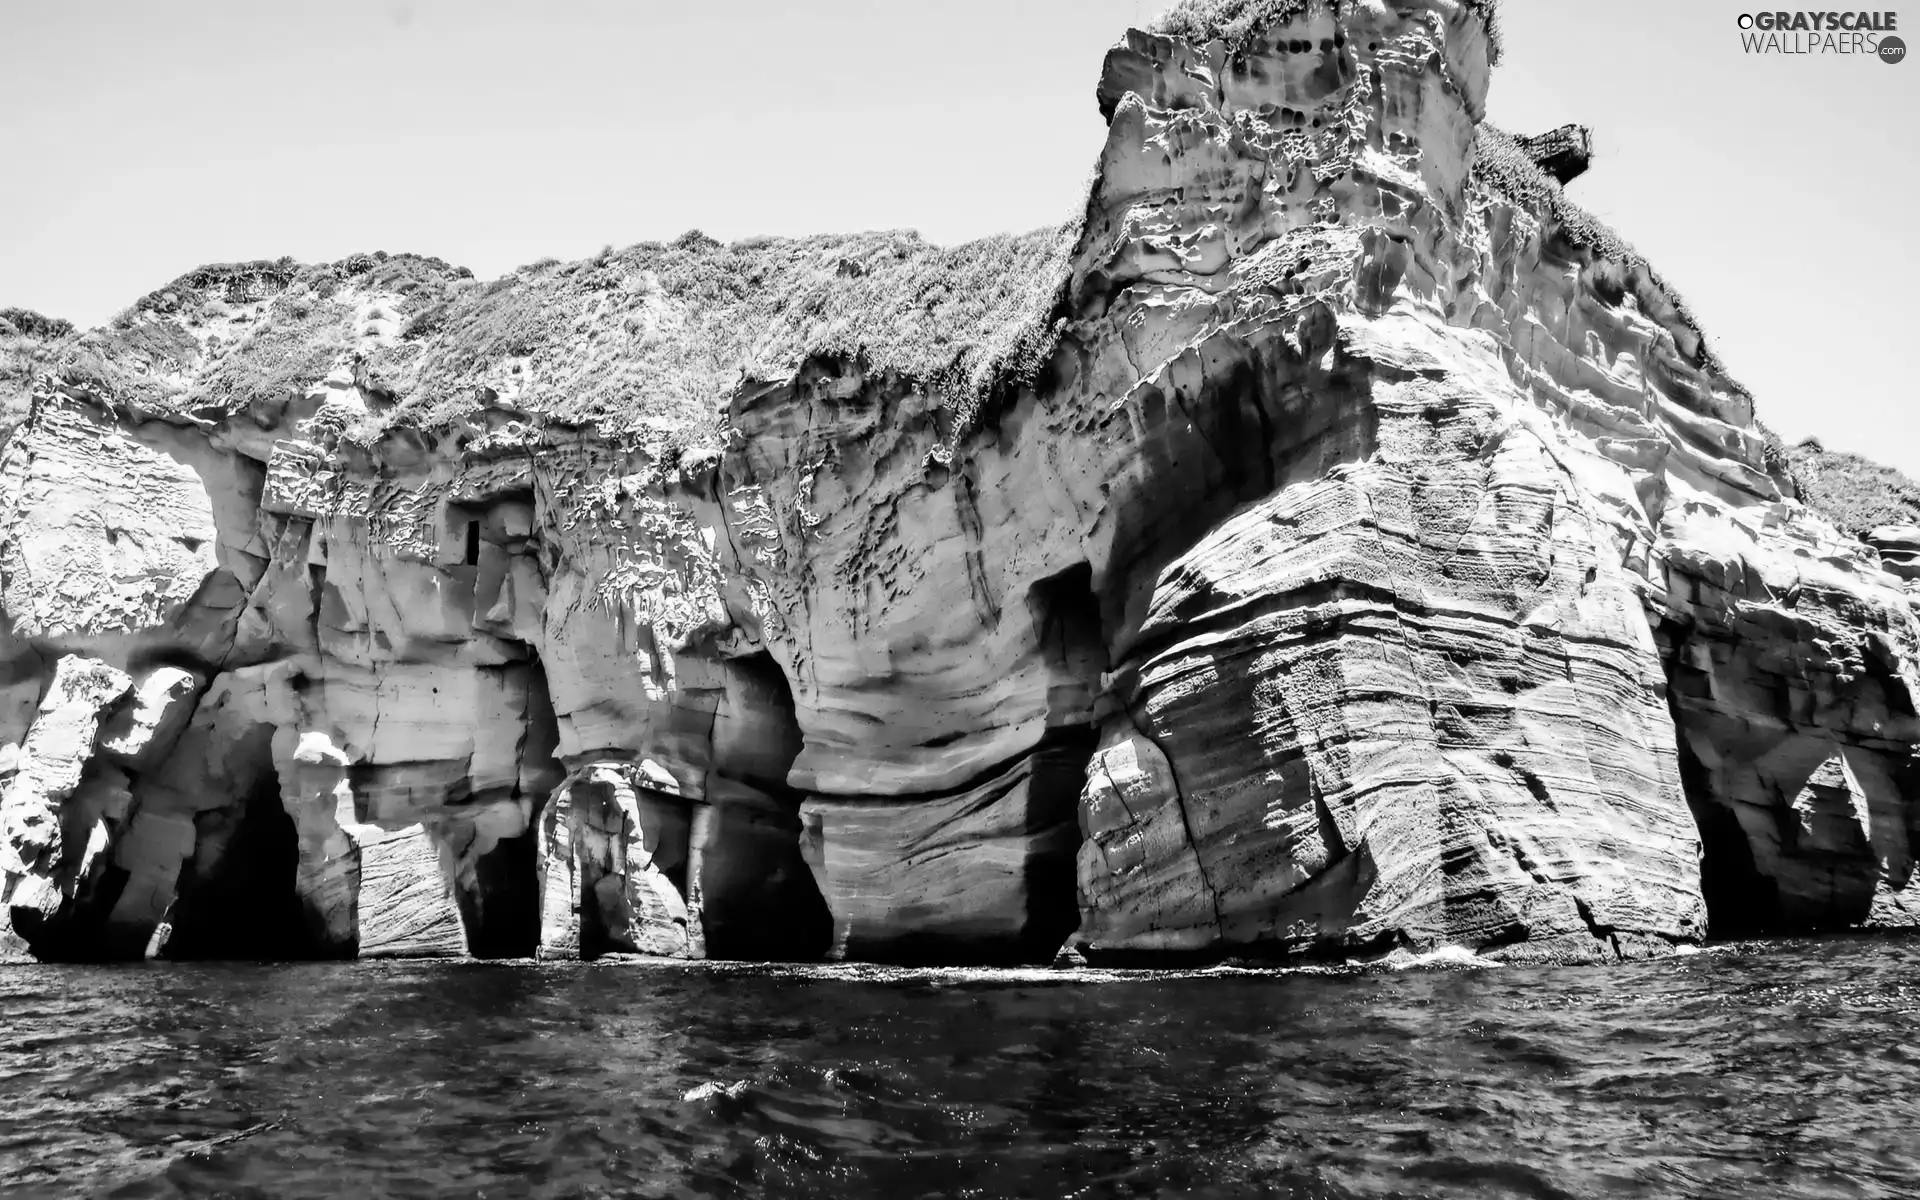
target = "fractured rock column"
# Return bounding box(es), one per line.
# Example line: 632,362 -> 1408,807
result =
0,655 -> 131,957
536,761 -> 702,959
535,781 -> 582,959
1076,721 -> 1216,953
352,818 -> 466,958
273,729 -> 360,952
271,729 -> 466,958
104,669 -> 280,957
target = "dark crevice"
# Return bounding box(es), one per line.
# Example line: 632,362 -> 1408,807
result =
461,827 -> 537,958
699,650 -> 832,962
1019,725 -> 1101,963
460,652 -> 559,959
1017,564 -> 1109,962
1023,564 -> 1107,961
1570,895 -> 1622,960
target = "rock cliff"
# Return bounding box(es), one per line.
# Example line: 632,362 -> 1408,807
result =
4,0 -> 1917,967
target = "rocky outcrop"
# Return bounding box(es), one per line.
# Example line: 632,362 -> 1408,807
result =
3,0 -> 1917,966
1868,527 -> 1920,591
1509,125 -> 1592,185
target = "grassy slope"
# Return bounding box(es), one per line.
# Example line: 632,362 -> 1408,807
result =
1786,440 -> 1920,537
0,310 -> 79,443
362,226 -> 1077,440
11,255 -> 468,422
5,230 -> 1076,446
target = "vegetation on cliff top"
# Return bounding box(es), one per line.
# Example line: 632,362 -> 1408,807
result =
357,226 -> 1076,440
4,230 -> 1077,447
23,253 -> 466,421
0,308 -> 75,341
0,316 -> 65,444
1472,123 -> 1733,381
194,253 -> 466,419
1786,439 -> 1920,536
1153,0 -> 1502,61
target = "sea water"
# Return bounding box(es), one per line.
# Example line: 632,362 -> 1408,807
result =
4,934 -> 1918,1198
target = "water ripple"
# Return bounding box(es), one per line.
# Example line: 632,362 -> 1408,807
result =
1,934 -> 1917,1197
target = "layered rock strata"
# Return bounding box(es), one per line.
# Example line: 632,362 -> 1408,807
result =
3,0 -> 1916,966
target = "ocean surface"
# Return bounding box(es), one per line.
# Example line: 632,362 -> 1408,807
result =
3,935 -> 1918,1199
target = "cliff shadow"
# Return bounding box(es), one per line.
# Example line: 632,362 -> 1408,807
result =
1099,320 -> 1382,658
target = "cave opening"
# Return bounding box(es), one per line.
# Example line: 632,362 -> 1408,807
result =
458,652 -> 561,959
164,731 -> 322,961
1660,624 -> 1788,941
700,649 -> 833,962
460,819 -> 539,959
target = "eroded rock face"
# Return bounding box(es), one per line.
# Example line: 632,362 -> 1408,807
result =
1,656 -> 132,956
2,0 -> 1916,965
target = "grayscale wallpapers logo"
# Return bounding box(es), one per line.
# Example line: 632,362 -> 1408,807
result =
1735,10 -> 1904,59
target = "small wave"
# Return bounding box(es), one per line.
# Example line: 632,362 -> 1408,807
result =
1377,945 -> 1504,971
682,1080 -> 749,1103
550,952 -> 1515,986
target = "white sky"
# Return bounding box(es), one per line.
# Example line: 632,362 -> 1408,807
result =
2,1 -> 1913,471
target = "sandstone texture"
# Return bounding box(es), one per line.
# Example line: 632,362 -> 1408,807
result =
3,0 -> 1917,966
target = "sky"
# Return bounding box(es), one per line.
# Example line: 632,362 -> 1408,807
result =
2,1 -> 1914,471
